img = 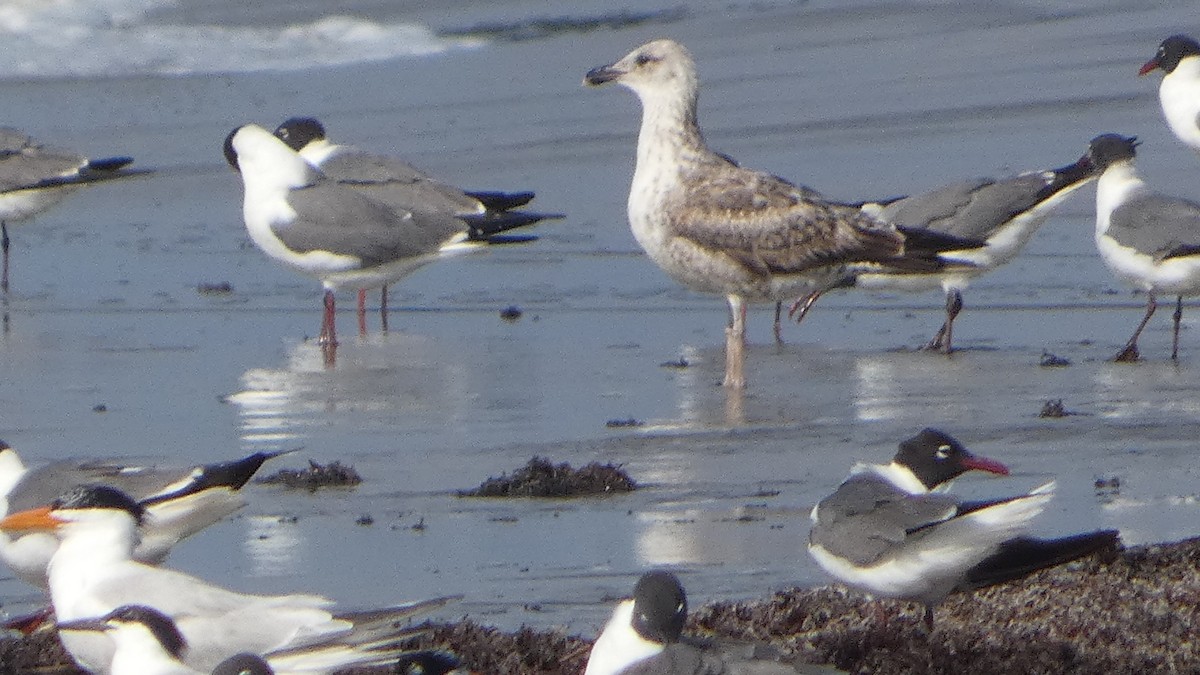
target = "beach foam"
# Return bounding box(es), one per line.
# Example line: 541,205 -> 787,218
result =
0,0 -> 480,79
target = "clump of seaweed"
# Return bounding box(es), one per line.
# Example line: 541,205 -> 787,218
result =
255,459 -> 362,491
459,456 -> 636,498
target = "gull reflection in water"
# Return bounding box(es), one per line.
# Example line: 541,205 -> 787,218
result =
853,353 -> 981,422
226,334 -> 475,451
1092,363 -> 1200,420
244,514 -> 305,578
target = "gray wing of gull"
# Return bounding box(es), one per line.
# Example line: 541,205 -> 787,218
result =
318,148 -> 483,216
277,180 -> 468,268
809,474 -> 959,566
879,175 -> 1050,241
1107,191 -> 1200,259
9,461 -> 196,512
666,158 -> 904,277
0,128 -> 89,193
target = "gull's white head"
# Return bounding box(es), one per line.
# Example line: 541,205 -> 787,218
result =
584,39 -> 699,109
223,124 -> 319,191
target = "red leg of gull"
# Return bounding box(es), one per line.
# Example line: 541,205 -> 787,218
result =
924,289 -> 963,354
1,221 -> 9,294
380,285 -> 389,333
319,290 -> 339,347
723,295 -> 747,389
1113,292 -> 1156,363
1172,295 -> 1183,362
357,289 -> 368,336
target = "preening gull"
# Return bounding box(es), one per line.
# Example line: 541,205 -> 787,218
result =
781,148 -> 1096,352
273,117 -> 560,332
223,124 -> 542,354
1089,133 -> 1200,362
0,129 -> 150,293
585,39 -> 970,387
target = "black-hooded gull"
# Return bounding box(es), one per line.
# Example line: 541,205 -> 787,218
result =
809,428 -> 1118,629
780,148 -> 1097,352
1089,133 -> 1200,362
272,116 -> 560,332
223,124 -> 541,352
1139,35 -> 1200,156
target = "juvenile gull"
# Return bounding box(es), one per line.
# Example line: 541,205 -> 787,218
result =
0,129 -> 150,292
1139,35 -> 1200,156
585,39 -> 969,387
780,147 -> 1097,352
272,117 -> 560,332
224,124 -> 542,352
0,485 -> 456,674
585,571 -> 842,675
0,441 -> 284,589
809,428 -> 1118,629
1089,133 -> 1200,362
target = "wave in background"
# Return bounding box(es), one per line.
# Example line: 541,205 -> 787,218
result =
0,0 -> 480,79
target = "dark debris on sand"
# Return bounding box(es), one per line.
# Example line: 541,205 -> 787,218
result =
255,459 -> 362,490
458,456 -> 636,498
9,538 -> 1200,674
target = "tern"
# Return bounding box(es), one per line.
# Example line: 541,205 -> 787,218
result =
0,484 -> 457,674
57,604 -> 463,675
0,440 -> 283,588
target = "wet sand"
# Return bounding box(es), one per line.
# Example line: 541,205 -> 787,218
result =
2,0 -> 1200,669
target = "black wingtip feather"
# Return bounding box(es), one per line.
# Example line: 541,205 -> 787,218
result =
465,190 -> 537,211
960,529 -> 1121,590
85,156 -> 135,172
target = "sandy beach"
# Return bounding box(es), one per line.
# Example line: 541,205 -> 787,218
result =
3,1 -> 1200,671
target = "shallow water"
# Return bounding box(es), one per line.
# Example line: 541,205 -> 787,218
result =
2,0 -> 1200,639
